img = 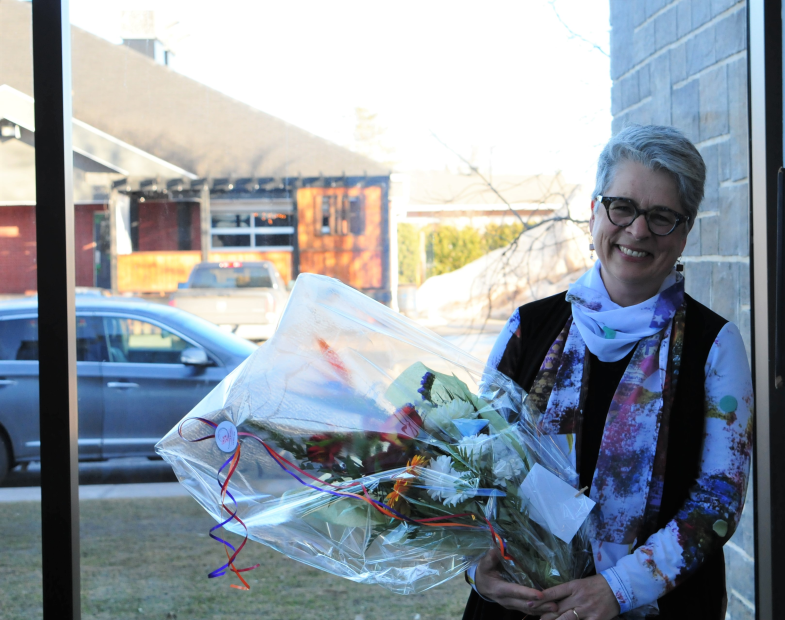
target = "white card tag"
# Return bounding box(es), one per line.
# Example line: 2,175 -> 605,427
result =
215,420 -> 238,453
518,463 -> 595,544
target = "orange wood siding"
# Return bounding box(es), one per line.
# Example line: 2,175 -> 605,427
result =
117,251 -> 202,293
296,186 -> 384,289
117,250 -> 292,293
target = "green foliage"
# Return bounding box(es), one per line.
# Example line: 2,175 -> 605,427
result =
483,222 -> 524,252
398,221 -> 527,281
427,225 -> 484,277
397,222 -> 420,284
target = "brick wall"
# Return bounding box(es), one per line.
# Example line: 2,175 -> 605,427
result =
609,2 -> 753,618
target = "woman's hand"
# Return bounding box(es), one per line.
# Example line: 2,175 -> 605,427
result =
531,575 -> 620,620
472,548 -> 559,615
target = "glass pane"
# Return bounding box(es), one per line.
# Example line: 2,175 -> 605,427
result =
254,211 -> 293,227
104,317 -> 189,364
254,233 -> 293,247
211,233 -> 251,248
49,1 -> 758,618
211,213 -> 251,228
0,2 -> 42,617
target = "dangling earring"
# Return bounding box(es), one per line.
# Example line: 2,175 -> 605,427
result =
675,256 -> 683,272
589,241 -> 595,260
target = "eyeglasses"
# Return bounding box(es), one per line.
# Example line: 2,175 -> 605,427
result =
595,195 -> 691,236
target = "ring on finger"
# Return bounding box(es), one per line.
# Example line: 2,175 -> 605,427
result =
571,610 -> 580,620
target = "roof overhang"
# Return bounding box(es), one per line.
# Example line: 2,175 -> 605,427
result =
0,84 -> 197,180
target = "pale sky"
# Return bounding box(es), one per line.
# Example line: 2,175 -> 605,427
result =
68,0 -> 611,188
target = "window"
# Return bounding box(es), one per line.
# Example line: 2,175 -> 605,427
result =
316,194 -> 365,236
103,316 -> 191,364
189,264 -> 274,289
210,210 -> 294,250
0,318 -> 38,360
0,316 -> 107,361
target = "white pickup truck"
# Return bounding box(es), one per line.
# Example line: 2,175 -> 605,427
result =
168,261 -> 290,341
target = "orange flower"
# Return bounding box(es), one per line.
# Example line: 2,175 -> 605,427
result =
384,455 -> 429,516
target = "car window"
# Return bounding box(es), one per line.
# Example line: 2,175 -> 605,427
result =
189,265 -> 273,288
0,316 -> 107,362
0,317 -> 39,360
76,316 -> 108,362
103,316 -> 191,364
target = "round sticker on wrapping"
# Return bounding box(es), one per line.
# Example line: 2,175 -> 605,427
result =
215,420 -> 238,453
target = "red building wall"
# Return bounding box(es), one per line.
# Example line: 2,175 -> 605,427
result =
0,206 -> 37,295
0,204 -> 106,295
138,202 -> 179,252
137,202 -> 201,252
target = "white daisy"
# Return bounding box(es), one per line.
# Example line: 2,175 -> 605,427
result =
424,455 -> 457,501
443,474 -> 479,507
423,399 -> 476,435
458,434 -> 491,462
492,456 -> 523,486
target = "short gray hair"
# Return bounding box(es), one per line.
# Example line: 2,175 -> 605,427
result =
593,124 -> 706,222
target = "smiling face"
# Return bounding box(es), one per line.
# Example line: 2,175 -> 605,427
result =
591,159 -> 690,307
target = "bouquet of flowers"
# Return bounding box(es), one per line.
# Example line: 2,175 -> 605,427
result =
156,274 -> 595,594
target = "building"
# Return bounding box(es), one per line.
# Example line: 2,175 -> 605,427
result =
395,170 -> 583,231
0,0 -> 393,303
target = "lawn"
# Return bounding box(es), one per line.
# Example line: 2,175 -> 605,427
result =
0,496 -> 470,620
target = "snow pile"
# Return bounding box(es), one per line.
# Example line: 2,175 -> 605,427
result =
416,216 -> 592,321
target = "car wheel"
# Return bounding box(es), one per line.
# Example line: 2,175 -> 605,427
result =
0,436 -> 9,485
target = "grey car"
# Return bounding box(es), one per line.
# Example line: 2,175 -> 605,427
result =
0,295 -> 258,483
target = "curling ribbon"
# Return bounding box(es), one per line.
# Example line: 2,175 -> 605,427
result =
179,418 -> 260,590
179,416 -> 518,574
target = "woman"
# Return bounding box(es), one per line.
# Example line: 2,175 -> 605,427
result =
463,125 -> 753,620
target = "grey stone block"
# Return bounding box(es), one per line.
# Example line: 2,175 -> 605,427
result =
711,261 -> 739,323
611,28 -> 636,79
712,0 -> 737,16
639,63 -> 652,99
719,183 -> 749,255
715,8 -> 747,61
651,92 -> 673,125
634,20 -> 656,65
683,218 -> 701,256
686,25 -> 716,76
728,58 -> 749,182
632,0 -> 647,26
739,255 -> 750,304
654,5 -> 678,49
672,79 -> 700,142
670,43 -> 687,83
612,82 -> 623,116
700,214 -> 719,254
650,54 -> 672,125
646,0 -> 669,18
684,260 -> 711,305
610,1 -> 636,79
699,64 -> 729,141
738,307 -> 752,364
628,99 -> 653,125
691,0 -> 712,28
726,597 -> 755,620
621,71 -> 641,110
677,0 -> 693,39
700,143 -> 720,211
718,138 -> 731,182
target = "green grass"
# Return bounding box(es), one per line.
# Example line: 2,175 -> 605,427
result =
0,497 -> 470,620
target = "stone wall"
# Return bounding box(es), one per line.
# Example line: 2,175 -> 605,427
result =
608,2 -> 754,618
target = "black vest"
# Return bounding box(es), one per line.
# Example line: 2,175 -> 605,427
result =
463,292 -> 728,620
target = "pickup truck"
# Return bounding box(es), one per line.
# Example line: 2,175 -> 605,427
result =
168,261 -> 289,341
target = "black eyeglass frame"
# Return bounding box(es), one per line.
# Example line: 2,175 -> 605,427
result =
595,195 -> 691,236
